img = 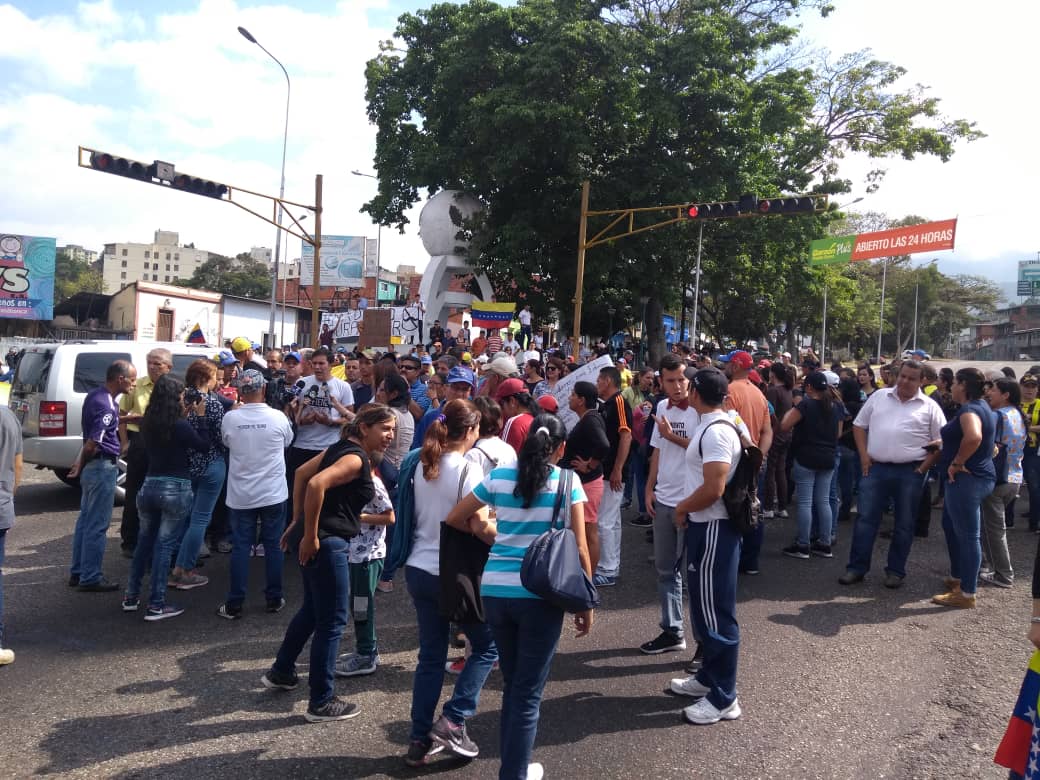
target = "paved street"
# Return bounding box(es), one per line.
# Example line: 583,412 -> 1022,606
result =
0,467 -> 1031,778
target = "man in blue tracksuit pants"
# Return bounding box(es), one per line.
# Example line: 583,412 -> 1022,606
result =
667,368 -> 744,725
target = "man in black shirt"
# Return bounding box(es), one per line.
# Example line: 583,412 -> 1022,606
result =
594,366 -> 633,587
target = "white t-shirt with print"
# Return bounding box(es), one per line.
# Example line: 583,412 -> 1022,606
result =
406,451 -> 484,576
221,403 -> 294,510
650,400 -> 701,506
294,375 -> 355,451
348,475 -> 393,564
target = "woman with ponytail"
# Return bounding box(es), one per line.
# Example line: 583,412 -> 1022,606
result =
263,404 -> 396,723
447,413 -> 593,780
402,399 -> 498,767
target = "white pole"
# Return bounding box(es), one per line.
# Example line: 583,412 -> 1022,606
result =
876,257 -> 888,363
912,279 -> 919,352
821,282 -> 827,362
691,222 -> 703,349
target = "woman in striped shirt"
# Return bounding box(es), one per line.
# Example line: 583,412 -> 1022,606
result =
448,413 -> 593,780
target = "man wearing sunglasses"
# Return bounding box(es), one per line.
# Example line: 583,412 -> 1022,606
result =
400,356 -> 432,421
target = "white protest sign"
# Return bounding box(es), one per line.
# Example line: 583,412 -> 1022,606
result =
321,306 -> 422,345
550,354 -> 614,432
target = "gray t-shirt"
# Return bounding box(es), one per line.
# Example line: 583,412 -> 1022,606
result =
0,406 -> 22,529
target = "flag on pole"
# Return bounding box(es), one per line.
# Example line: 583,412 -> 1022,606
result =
469,301 -> 515,330
186,323 -> 206,344
995,650 -> 1040,778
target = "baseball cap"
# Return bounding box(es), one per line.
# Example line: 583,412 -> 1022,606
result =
359,348 -> 379,360
782,351 -> 792,358
237,368 -> 266,393
486,355 -> 518,378
822,370 -> 840,387
1022,374 -> 1038,386
446,366 -> 476,387
536,395 -> 559,413
420,355 -> 433,365
230,336 -> 252,354
748,369 -> 763,385
283,351 -> 301,363
758,359 -> 772,369
462,351 -> 473,363
213,349 -> 237,367
617,357 -> 627,366
719,350 -> 753,370
806,371 -> 830,391
691,368 -> 729,405
475,354 -> 490,365
493,377 -> 526,402
336,345 -> 347,353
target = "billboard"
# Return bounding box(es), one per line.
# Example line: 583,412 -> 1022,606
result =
0,234 -> 56,320
300,235 -> 365,288
1018,260 -> 1040,297
365,238 -> 379,278
809,219 -> 957,266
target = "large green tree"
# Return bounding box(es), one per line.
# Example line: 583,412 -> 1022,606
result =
54,251 -> 103,304
175,253 -> 271,298
363,0 -> 981,362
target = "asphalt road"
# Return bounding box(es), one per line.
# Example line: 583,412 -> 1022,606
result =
0,467 -> 1032,779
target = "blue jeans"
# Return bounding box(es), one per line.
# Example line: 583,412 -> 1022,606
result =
941,472 -> 995,596
0,528 -> 6,647
226,503 -> 285,606
686,519 -> 741,710
272,535 -> 349,708
847,462 -> 926,578
405,565 -> 498,741
794,460 -> 835,547
624,446 -> 650,513
176,457 -> 226,571
484,596 -> 564,780
70,458 -> 118,585
1023,451 -> 1040,531
837,446 -> 861,517
127,477 -> 193,609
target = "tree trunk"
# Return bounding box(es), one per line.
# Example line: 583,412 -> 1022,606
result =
646,297 -> 665,368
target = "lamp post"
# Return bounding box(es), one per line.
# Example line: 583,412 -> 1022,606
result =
607,306 -> 616,356
280,214 -> 307,345
238,25 -> 290,347
351,170 -> 381,276
639,295 -> 649,368
912,258 -> 938,352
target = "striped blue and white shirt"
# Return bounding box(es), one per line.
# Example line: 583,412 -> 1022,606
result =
473,465 -> 587,600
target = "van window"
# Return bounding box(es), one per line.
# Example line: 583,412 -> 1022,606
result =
74,352 -> 132,394
12,351 -> 52,394
170,354 -> 200,381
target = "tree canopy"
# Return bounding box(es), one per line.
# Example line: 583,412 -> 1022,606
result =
174,253 -> 271,299
54,251 -> 103,304
363,0 -> 982,361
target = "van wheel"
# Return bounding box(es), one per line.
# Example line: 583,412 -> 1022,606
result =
54,468 -> 80,488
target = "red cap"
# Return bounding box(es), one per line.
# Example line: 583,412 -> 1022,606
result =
493,377 -> 527,402
536,395 -> 559,413
748,369 -> 763,385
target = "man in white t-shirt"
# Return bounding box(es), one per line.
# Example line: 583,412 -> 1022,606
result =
287,347 -> 355,517
503,331 -> 521,355
667,368 -> 744,726
217,369 -> 294,620
517,305 -> 533,350
641,353 -> 699,656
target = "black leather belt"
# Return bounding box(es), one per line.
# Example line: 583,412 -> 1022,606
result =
93,453 -> 118,463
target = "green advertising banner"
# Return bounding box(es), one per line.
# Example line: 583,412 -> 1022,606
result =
809,235 -> 855,266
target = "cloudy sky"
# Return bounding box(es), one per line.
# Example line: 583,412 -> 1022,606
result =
1,0 -> 1036,297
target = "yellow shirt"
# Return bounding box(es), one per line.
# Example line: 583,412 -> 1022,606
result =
923,384 -> 938,396
330,364 -> 346,381
118,374 -> 154,433
619,367 -> 633,389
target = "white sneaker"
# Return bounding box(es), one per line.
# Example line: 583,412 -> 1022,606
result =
682,697 -> 741,724
526,762 -> 544,780
669,675 -> 710,697
777,509 -> 789,519
0,647 -> 14,665
760,510 -> 775,519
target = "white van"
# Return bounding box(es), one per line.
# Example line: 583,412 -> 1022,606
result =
9,340 -> 217,496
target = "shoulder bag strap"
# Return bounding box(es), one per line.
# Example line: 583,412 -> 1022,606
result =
550,468 -> 569,530
697,418 -> 738,457
456,460 -> 472,502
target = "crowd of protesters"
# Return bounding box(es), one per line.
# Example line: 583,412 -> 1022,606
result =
6,321 -> 1040,780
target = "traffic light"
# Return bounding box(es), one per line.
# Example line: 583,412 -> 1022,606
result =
684,193 -> 828,220
89,151 -> 154,181
171,173 -> 229,199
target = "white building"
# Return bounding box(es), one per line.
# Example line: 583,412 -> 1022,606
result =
100,229 -> 209,294
109,281 -> 222,343
60,244 -> 99,265
250,246 -> 272,265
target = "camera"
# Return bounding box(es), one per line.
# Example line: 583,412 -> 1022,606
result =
184,386 -> 203,406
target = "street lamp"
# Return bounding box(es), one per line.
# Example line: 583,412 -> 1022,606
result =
912,258 -> 938,352
639,295 -> 649,368
351,170 -> 382,271
607,306 -> 616,355
238,25 -> 290,346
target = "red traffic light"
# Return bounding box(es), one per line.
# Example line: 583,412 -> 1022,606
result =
687,204 -> 699,218
90,151 -> 150,180
172,173 -> 228,199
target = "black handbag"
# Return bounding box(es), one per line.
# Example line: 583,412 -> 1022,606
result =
438,462 -> 490,623
520,469 -> 600,614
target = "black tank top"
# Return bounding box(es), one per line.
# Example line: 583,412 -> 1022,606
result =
317,439 -> 374,540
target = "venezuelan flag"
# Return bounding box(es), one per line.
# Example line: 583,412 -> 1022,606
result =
995,650 -> 1040,778
186,323 -> 206,344
469,301 -> 515,330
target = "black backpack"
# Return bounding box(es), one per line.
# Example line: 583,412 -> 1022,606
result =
697,419 -> 764,534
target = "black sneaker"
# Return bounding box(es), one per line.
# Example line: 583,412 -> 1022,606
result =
639,631 -> 687,655
404,738 -> 444,767
266,597 -> 286,613
67,575 -> 80,587
810,542 -> 833,558
217,603 -> 243,620
429,714 -> 479,758
144,604 -> 185,622
261,667 -> 300,690
781,543 -> 810,560
685,645 -> 704,675
304,697 -> 361,723
629,514 -> 653,528
77,577 -> 121,592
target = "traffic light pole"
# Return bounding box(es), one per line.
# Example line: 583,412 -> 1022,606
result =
311,175 -> 323,349
572,181 -> 590,352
